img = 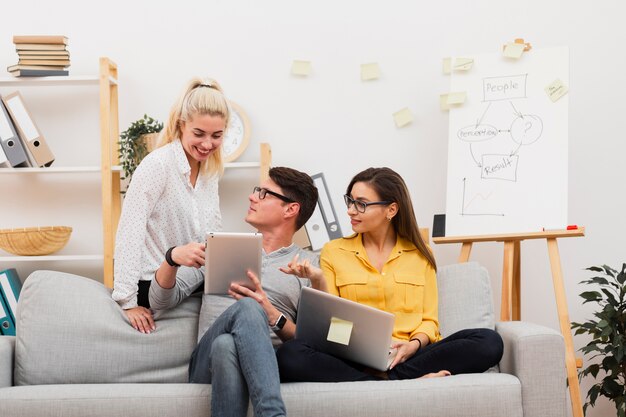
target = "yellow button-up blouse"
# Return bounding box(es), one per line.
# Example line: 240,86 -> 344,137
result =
320,233 -> 440,343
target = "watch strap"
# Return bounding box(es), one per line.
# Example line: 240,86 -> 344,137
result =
270,313 -> 287,331
165,246 -> 180,267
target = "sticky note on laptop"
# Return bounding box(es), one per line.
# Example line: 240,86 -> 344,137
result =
327,317 -> 353,345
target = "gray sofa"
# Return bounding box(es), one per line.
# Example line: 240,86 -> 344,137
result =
0,262 -> 567,417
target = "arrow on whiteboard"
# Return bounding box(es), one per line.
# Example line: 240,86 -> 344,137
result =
475,102 -> 492,128
510,142 -> 522,156
469,144 -> 482,167
510,102 -> 524,119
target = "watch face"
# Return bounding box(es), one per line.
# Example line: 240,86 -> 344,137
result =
222,101 -> 250,162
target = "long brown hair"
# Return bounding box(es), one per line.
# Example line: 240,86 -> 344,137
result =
346,167 -> 436,270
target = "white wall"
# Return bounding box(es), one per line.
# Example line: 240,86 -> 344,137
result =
1,1 -> 624,415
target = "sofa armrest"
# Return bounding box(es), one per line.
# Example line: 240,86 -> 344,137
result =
496,321 -> 566,417
0,336 -> 15,387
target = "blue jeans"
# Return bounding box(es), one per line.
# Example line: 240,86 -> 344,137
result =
189,297 -> 286,417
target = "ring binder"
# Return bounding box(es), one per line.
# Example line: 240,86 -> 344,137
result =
304,173 -> 343,251
0,96 -> 30,167
2,91 -> 54,167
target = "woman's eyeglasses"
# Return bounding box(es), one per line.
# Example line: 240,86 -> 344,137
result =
343,194 -> 392,213
253,186 -> 295,203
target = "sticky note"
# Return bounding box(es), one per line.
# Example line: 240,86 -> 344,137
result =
446,92 -> 466,105
453,57 -> 474,71
327,317 -> 353,345
393,107 -> 413,128
361,63 -> 380,81
291,60 -> 312,76
545,79 -> 569,102
440,94 -> 451,110
503,43 -> 525,59
442,58 -> 451,75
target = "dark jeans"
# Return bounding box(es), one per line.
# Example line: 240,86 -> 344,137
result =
277,328 -> 503,382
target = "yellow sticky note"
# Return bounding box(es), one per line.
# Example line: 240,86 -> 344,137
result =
440,94 -> 451,110
446,92 -> 466,105
453,57 -> 474,71
393,107 -> 413,128
442,58 -> 451,75
327,317 -> 353,345
361,63 -> 380,81
545,79 -> 569,102
503,43 -> 525,59
291,60 -> 312,76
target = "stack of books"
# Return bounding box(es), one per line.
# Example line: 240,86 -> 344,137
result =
8,35 -> 70,77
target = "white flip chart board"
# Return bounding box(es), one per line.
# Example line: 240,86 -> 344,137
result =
445,47 -> 569,236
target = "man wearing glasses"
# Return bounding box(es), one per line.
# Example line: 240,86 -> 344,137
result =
149,167 -> 320,417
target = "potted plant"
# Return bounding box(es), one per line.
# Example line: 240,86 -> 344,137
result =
571,264 -> 626,417
119,114 -> 163,189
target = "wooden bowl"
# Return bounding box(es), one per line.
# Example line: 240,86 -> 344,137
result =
0,226 -> 72,256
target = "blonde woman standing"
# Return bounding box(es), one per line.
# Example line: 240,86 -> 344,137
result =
113,78 -> 228,333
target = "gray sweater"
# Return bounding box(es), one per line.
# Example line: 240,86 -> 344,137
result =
149,244 -> 319,344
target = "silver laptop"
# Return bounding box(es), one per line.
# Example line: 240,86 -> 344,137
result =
296,286 -> 396,371
204,232 -> 262,294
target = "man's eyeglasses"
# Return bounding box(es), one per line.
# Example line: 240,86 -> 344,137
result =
343,194 -> 392,213
253,186 -> 295,203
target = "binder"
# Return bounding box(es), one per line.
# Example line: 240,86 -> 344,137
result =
0,139 -> 7,165
0,95 -> 31,167
305,173 -> 343,251
0,290 -> 16,336
312,173 -> 342,239
1,91 -> 55,167
0,269 -> 22,324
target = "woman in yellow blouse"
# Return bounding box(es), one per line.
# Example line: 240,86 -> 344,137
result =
277,167 -> 503,381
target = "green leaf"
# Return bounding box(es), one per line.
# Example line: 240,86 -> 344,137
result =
602,264 -> 617,277
580,291 -> 602,303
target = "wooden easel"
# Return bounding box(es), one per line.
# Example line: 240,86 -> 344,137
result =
433,227 -> 585,417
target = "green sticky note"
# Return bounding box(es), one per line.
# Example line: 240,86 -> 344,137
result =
327,317 -> 353,345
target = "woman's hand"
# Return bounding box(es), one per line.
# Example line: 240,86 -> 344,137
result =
279,254 -> 327,291
124,306 -> 155,334
388,339 -> 421,369
171,242 -> 205,268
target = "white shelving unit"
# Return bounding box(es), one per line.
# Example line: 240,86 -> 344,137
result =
0,58 -> 121,286
1,63 -> 272,287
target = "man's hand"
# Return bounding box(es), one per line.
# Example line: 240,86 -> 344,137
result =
124,306 -> 155,334
228,270 -> 281,325
279,254 -> 327,292
170,242 -> 205,268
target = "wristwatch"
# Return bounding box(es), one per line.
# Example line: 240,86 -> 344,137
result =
165,246 -> 180,268
270,313 -> 287,331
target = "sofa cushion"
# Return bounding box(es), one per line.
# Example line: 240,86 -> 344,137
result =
437,262 -> 495,338
15,270 -> 201,385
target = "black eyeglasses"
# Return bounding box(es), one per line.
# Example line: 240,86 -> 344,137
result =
343,194 -> 392,213
253,186 -> 295,203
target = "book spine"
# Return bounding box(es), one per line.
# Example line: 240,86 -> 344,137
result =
13,35 -> 68,45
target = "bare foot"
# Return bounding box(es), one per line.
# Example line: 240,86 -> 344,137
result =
420,370 -> 451,378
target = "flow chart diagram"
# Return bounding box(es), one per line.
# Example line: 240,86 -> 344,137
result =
445,47 -> 569,236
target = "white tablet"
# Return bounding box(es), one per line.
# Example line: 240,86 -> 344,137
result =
204,232 -> 262,295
